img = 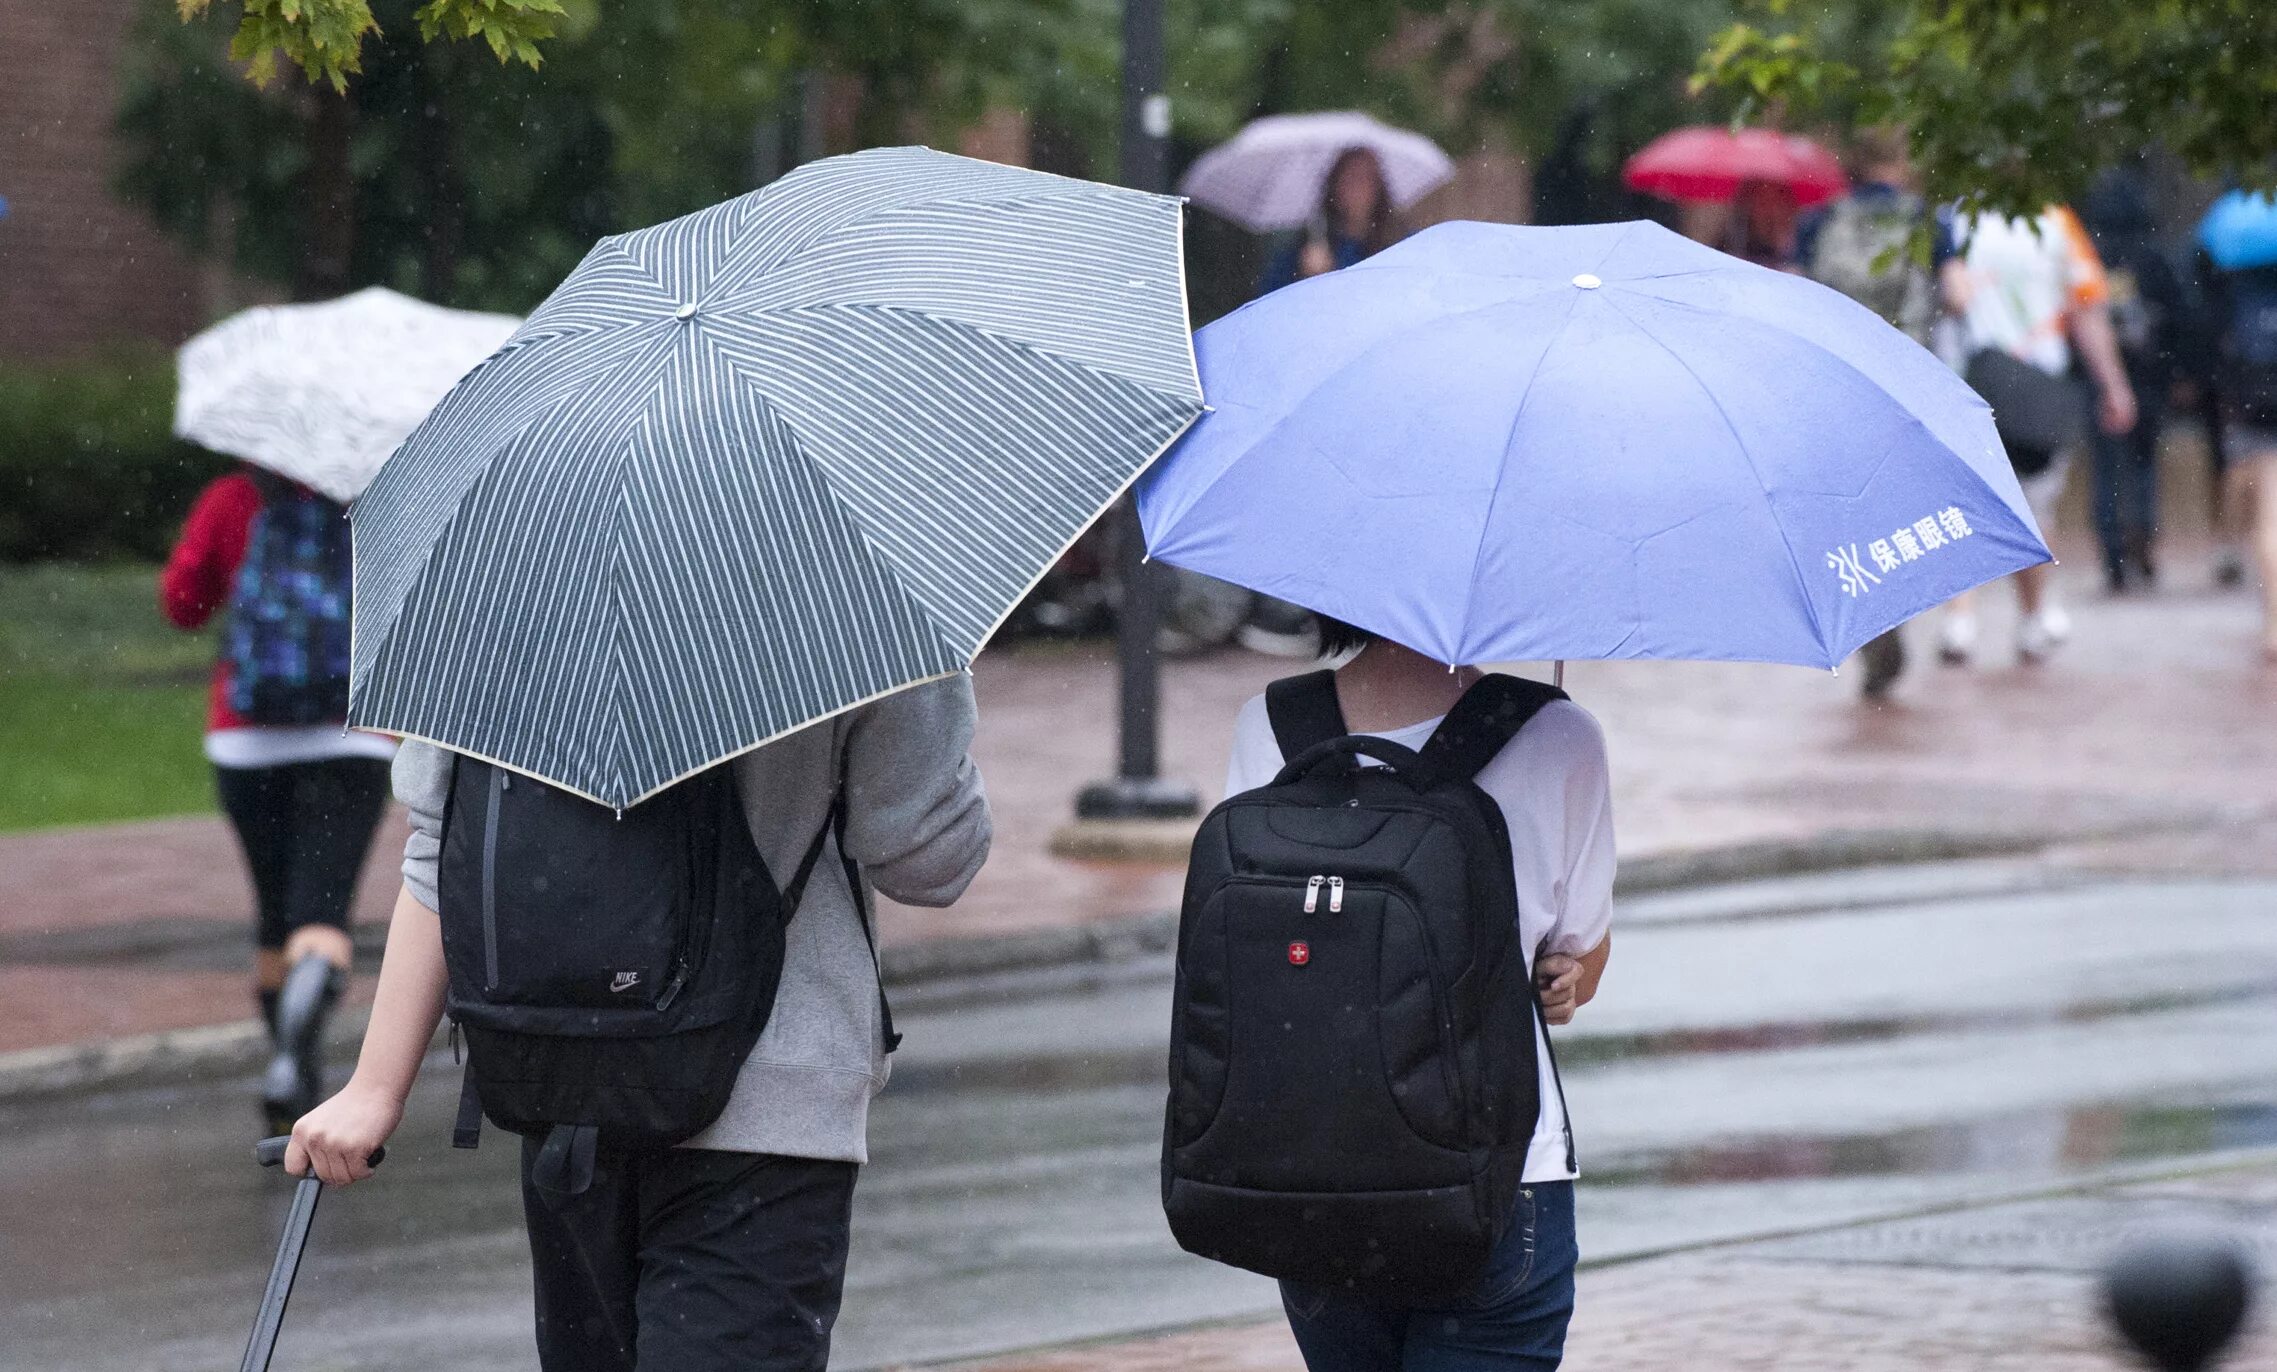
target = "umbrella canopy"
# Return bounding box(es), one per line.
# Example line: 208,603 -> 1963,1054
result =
1136,220 -> 2048,670
174,287 -> 521,502
351,147 -> 1201,809
2198,190 -> 2277,272
1622,126 -> 1848,208
1180,112 -> 1455,233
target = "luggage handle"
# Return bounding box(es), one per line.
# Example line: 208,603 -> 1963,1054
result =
1271,736 -> 1445,789
254,1135 -> 385,1170
241,1139 -> 385,1372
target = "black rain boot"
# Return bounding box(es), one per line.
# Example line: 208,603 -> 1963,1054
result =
258,988 -> 287,1133
263,954 -> 343,1132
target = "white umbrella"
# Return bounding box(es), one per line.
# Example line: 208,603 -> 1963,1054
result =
174,287 -> 521,503
1179,111 -> 1456,234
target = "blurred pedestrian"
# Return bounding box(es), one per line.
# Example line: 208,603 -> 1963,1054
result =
1934,206 -> 2138,664
2200,229 -> 2277,660
1727,177 -> 1803,272
160,465 -> 394,1134
1804,125 -> 1938,696
1215,621 -> 1614,1371
2080,165 -> 2189,592
1258,146 -> 1397,295
2175,246 -> 2243,587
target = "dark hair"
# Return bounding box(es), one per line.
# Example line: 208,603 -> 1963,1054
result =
1320,147 -> 1395,255
1314,614 -> 1375,659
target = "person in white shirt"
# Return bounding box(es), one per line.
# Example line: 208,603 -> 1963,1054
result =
1221,615 -> 1614,1372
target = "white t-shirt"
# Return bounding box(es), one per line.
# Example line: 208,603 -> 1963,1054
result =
1224,690 -> 1617,1183
206,725 -> 398,770
1948,207 -> 2108,377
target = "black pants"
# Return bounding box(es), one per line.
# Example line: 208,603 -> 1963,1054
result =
521,1141 -> 859,1372
214,758 -> 392,950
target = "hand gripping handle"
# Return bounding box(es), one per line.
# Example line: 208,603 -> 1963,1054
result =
254,1136 -> 385,1170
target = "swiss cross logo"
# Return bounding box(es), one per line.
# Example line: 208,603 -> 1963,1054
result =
1288,941 -> 1312,966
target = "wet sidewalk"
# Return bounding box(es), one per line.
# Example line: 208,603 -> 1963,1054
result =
2,546 -> 2273,1061
946,1157 -> 2277,1372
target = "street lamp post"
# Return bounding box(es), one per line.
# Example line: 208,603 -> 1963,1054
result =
1074,0 -> 1200,822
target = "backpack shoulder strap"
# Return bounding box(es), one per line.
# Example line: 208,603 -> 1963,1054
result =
1419,673 -> 1569,783
1265,670 -> 1351,761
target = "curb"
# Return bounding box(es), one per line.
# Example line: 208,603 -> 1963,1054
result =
0,821 -> 2094,1107
1608,824 -> 2063,894
0,1007 -> 375,1108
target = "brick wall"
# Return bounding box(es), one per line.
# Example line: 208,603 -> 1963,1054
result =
0,0 -> 203,362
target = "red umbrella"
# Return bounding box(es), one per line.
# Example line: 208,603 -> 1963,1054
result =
1622,126 -> 1848,208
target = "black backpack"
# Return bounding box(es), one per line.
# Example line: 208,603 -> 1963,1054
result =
1162,670 -> 1572,1304
2220,265 -> 2277,427
437,757 -> 853,1192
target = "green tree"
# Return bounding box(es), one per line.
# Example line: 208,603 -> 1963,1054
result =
1697,0 -> 2277,216
126,0 -> 1763,317
176,0 -> 567,89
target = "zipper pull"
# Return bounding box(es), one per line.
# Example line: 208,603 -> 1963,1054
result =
448,1017 -> 462,1065
1303,875 -> 1324,913
656,966 -> 688,1011
1329,876 -> 1346,913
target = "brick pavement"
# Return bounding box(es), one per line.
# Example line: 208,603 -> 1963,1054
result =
2,545 -> 2273,1057
944,1163 -> 2277,1372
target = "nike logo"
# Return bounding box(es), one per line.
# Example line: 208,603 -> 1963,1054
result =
610,971 -> 642,993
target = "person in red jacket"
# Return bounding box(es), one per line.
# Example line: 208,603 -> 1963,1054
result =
162,467 -> 396,1133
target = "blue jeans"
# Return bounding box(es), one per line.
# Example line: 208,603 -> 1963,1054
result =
2089,389 -> 2164,576
1280,1182 -> 1579,1372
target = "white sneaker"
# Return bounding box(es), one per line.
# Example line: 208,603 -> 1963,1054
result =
1937,613 -> 1978,665
2017,605 -> 2072,663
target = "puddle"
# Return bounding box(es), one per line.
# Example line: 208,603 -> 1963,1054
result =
1594,1100 -> 2277,1186
1557,983 -> 2277,1067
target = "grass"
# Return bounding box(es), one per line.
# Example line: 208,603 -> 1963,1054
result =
0,563 -> 219,831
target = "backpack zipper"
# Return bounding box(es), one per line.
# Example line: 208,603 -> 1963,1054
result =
1303,875 -> 1324,913
1328,876 -> 1345,912
480,769 -> 507,992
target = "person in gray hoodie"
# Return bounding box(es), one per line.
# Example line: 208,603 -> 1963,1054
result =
284,675 -> 990,1371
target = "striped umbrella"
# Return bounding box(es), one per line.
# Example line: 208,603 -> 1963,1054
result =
349,147 -> 1203,809
175,287 -> 522,502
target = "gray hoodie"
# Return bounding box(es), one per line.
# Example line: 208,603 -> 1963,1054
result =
392,673 -> 991,1163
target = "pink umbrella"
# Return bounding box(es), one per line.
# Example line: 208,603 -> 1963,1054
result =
1623,126 -> 1848,208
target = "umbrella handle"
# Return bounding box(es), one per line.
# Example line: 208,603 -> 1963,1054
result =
254,1136 -> 386,1170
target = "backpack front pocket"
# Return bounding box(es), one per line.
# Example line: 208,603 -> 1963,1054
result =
454,767 -> 699,1011
1175,874 -> 1469,1193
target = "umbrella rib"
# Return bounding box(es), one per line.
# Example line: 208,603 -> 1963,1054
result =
1151,292 -> 1551,541
847,300 -> 1202,407
1597,289 -> 1833,666
740,187 -> 1150,287
1447,225 -> 1641,659
1451,287 -> 1587,666
1630,283 -> 2032,533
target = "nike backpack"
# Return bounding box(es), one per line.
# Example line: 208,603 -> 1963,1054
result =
435,757 -> 883,1192
223,477 -> 354,725
1162,670 -> 1572,1304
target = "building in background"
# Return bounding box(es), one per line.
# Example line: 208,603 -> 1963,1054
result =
0,0 -> 205,361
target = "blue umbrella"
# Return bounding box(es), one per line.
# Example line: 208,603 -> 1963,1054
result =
1137,219 -> 2046,669
2198,191 -> 2277,272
